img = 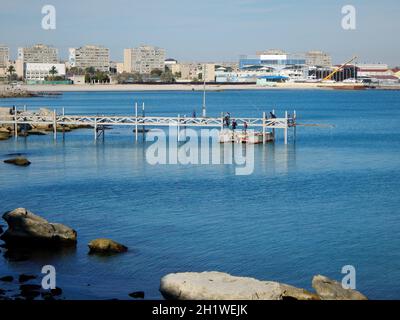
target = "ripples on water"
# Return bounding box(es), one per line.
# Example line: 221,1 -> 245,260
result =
0,90 -> 399,299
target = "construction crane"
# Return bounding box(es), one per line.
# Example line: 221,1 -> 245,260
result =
322,56 -> 358,81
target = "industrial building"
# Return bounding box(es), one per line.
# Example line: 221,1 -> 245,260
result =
305,51 -> 332,67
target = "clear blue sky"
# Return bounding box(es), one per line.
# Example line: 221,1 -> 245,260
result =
1,0 -> 399,65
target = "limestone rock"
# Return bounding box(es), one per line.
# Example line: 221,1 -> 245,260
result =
3,157 -> 31,166
312,275 -> 367,300
160,272 -> 319,300
88,238 -> 128,254
1,208 -> 77,246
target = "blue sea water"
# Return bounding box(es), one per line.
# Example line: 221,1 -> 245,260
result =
0,89 -> 399,299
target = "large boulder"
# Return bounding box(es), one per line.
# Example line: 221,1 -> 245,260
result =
160,272 -> 319,300
88,238 -> 128,254
3,157 -> 31,166
312,275 -> 367,300
0,127 -> 11,140
1,208 -> 77,246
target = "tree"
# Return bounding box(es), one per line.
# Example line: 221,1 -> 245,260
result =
160,69 -> 175,83
7,65 -> 15,82
49,66 -> 58,80
150,68 -> 163,77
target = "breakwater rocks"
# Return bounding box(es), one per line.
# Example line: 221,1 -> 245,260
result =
0,208 -> 77,247
160,272 -> 367,300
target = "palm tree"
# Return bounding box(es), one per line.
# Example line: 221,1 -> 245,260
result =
7,65 -> 15,83
49,66 -> 58,80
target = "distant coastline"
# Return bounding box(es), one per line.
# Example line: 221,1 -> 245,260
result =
1,83 -> 400,96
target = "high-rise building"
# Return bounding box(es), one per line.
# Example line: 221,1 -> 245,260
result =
305,51 -> 332,67
124,45 -> 166,74
69,45 -> 110,72
18,44 -> 58,63
0,45 -> 9,68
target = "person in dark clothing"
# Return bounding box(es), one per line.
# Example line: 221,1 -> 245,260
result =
232,119 -> 237,131
243,121 -> 248,133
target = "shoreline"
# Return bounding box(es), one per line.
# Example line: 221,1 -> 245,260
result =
1,82 -> 399,93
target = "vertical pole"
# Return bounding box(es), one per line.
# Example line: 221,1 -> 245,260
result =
220,112 -> 224,131
62,107 -> 65,116
202,64 -> 206,117
177,114 -> 180,142
94,118 -> 97,141
23,105 -> 26,112
262,111 -> 266,144
135,102 -> 138,141
284,110 -> 288,145
294,110 -> 297,142
272,108 -> 275,142
142,102 -> 145,140
14,106 -> 18,139
53,109 -> 57,140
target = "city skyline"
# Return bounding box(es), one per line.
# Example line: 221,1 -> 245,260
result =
0,0 -> 399,66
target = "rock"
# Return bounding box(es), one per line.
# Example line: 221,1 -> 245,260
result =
312,275 -> 367,300
0,131 -> 11,140
28,130 -> 47,136
50,287 -> 63,296
160,272 -> 319,300
19,274 -> 37,283
3,157 -> 31,166
88,238 -> 128,254
0,276 -> 13,282
129,291 -> 145,299
1,208 -> 77,246
19,284 -> 42,300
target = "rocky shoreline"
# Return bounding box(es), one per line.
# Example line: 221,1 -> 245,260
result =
0,107 -> 91,141
0,208 -> 369,301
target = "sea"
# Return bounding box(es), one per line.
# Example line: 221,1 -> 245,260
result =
0,89 -> 399,299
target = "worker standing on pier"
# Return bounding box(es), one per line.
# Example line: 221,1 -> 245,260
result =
243,121 -> 248,134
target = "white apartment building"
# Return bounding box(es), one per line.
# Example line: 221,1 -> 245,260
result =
124,45 -> 166,74
25,63 -> 66,81
0,45 -> 9,68
69,45 -> 110,72
18,44 -> 58,63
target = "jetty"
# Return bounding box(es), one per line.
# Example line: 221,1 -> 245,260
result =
0,103 -> 297,144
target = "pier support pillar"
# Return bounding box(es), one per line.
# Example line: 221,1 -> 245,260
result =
14,106 -> 18,139
94,118 -> 97,141
142,102 -> 145,141
135,102 -> 138,142
53,109 -> 57,140
284,110 -> 288,145
177,114 -> 181,142
262,112 -> 266,144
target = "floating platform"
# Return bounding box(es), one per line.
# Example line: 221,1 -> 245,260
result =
219,129 -> 274,144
